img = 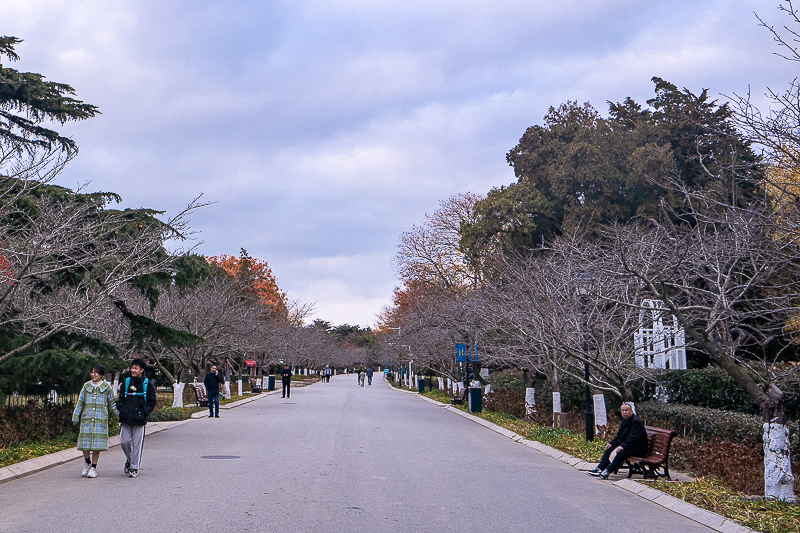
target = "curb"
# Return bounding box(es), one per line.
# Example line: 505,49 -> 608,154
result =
0,390 -> 278,484
407,388 -> 753,533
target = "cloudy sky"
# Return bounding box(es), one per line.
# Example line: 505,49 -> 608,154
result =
1,0 -> 794,327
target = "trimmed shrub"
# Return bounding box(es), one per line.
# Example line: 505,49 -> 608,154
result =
148,407 -> 193,421
637,401 -> 765,445
484,388 -> 526,418
0,401 -> 75,448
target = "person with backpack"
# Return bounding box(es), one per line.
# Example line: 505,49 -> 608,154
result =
72,364 -> 118,478
116,358 -> 157,478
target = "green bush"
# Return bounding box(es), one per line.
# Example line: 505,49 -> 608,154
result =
148,407 -> 193,421
640,367 -> 800,421
637,401 -> 766,445
0,401 -> 75,448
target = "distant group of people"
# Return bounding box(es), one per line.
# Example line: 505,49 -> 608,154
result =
72,357 -> 156,479
357,368 -> 373,387
72,359 -> 382,479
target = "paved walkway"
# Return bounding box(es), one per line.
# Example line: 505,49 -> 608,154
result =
0,376 -> 750,532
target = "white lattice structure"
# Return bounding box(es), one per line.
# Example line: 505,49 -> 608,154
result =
634,299 -> 687,370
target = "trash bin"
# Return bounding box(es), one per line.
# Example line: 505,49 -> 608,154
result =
468,387 -> 482,413
417,377 -> 425,393
268,375 -> 276,390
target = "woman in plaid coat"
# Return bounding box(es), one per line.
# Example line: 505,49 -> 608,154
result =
72,364 -> 118,478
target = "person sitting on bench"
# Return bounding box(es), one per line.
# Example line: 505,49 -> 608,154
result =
588,402 -> 648,479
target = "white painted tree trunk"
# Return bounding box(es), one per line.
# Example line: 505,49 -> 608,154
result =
438,377 -> 444,390
172,383 -> 185,408
223,381 -> 231,399
764,422 -> 796,502
525,388 -> 535,416
237,379 -> 243,397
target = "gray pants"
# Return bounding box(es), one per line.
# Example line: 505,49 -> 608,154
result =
120,424 -> 146,469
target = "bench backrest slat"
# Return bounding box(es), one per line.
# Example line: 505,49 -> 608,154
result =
644,426 -> 676,459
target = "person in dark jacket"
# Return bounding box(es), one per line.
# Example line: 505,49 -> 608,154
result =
204,364 -> 224,418
281,364 -> 292,398
116,358 -> 157,478
588,402 -> 649,479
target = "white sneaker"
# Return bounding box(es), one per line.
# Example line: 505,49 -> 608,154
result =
86,466 -> 97,478
81,463 -> 91,477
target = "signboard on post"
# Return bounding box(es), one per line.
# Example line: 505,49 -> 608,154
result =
456,343 -> 467,362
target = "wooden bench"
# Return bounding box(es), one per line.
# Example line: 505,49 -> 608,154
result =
625,426 -> 677,480
450,388 -> 467,405
192,383 -> 208,407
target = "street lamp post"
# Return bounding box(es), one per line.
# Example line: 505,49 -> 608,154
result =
576,272 -> 595,442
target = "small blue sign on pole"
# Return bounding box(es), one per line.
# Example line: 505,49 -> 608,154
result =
456,343 -> 467,362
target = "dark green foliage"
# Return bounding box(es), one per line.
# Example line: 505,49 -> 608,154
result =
112,298 -> 202,352
461,78 -> 761,257
172,254 -> 219,292
148,407 -> 193,422
637,368 -> 800,421
638,401 -> 769,445
324,323 -> 378,348
0,401 -> 74,448
0,349 -> 128,398
0,36 -> 99,153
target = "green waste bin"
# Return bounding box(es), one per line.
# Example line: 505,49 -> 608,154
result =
468,387 -> 482,413
417,377 -> 425,393
268,375 -> 276,390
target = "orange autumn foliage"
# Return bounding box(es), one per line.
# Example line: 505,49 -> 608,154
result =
206,250 -> 288,321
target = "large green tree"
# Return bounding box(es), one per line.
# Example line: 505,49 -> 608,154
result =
0,37 -> 98,154
460,78 -> 761,258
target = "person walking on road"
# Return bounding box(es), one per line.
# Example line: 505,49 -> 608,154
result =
358,369 -> 366,387
72,364 -> 118,479
116,358 -> 157,478
366,367 -> 373,386
204,364 -> 224,418
281,364 -> 292,398
588,402 -> 648,479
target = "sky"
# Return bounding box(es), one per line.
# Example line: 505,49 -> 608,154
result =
1,0 -> 795,328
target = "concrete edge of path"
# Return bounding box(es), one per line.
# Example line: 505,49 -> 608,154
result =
0,389 -> 283,485
399,384 -> 753,533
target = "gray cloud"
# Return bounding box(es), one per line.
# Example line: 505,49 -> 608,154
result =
2,0 -> 793,326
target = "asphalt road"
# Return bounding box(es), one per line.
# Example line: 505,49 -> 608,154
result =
0,375 -> 713,532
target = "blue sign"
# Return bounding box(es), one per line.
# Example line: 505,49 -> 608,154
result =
456,343 -> 466,362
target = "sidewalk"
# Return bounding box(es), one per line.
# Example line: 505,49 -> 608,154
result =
0,389 -> 280,485
402,385 -> 752,533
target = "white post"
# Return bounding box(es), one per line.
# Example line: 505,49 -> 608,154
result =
223,381 -> 231,399
552,392 -> 561,413
593,394 -> 607,434
525,388 -> 536,416
237,378 -> 243,397
437,377 -> 444,390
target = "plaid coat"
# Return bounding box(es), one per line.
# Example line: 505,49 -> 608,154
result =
72,380 -> 118,451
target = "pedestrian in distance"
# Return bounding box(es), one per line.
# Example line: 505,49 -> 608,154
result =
116,357 -> 157,478
72,364 -> 118,479
358,369 -> 366,387
588,402 -> 648,479
204,364 -> 224,418
366,367 -> 373,386
281,364 -> 292,398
